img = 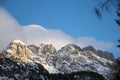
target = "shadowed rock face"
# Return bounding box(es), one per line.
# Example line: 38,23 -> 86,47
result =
96,50 -> 115,61
82,46 -> 96,53
38,43 -> 56,54
28,44 -> 56,54
57,44 -> 81,55
0,40 -> 117,80
59,44 -> 81,52
28,44 -> 39,53
81,46 -> 115,62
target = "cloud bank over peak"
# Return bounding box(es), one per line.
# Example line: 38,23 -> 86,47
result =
22,24 -> 73,49
0,7 -> 114,52
75,37 -> 113,51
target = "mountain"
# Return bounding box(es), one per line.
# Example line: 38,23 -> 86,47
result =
0,40 -> 118,80
2,39 -> 32,59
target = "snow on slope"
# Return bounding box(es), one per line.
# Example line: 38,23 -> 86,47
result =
2,40 -> 116,80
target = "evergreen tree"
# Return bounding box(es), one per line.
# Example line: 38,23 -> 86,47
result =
94,0 -> 120,26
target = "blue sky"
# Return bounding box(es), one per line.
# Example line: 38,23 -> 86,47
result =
0,0 -> 120,57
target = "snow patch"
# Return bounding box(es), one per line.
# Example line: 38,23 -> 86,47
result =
13,39 -> 25,45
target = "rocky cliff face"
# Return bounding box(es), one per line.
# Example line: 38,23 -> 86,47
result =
2,40 -> 32,59
96,50 -> 115,61
82,46 -> 115,62
53,44 -> 116,80
28,44 -> 56,54
0,40 -> 117,80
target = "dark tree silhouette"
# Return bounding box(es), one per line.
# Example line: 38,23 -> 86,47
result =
48,71 -> 106,80
94,0 -> 120,25
94,1 -> 120,79
113,57 -> 120,80
117,39 -> 120,48
94,0 -> 120,48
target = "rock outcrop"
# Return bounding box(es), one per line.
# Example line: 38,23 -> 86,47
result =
38,44 -> 56,54
2,40 -> 32,59
96,50 -> 115,61
0,39 -> 117,80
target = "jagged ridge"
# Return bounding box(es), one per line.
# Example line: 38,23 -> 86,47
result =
0,39 -> 117,80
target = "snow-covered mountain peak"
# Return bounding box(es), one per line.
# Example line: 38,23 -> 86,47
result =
27,44 -> 39,53
57,44 -> 81,55
82,46 -> 96,52
39,43 -> 56,54
28,43 -> 56,54
12,39 -> 25,45
0,40 -> 117,80
61,44 -> 81,51
3,39 -> 32,59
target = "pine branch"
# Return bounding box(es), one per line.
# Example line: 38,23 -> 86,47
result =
97,0 -> 110,10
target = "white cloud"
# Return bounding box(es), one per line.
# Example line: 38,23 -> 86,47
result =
0,7 -> 114,52
74,37 -> 114,51
22,24 -> 73,49
0,7 -> 23,51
